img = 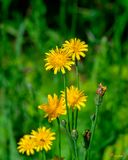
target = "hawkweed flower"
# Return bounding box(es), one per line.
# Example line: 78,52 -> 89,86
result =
62,38 -> 88,61
61,85 -> 87,110
17,127 -> 55,155
45,46 -> 74,74
38,94 -> 66,122
17,135 -> 35,156
31,127 -> 55,152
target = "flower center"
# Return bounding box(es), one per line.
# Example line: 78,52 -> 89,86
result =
72,43 -> 79,53
68,93 -> 79,106
52,54 -> 66,67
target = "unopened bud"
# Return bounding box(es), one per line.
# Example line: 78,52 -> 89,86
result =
61,119 -> 67,128
83,129 -> 91,149
96,83 -> 107,97
71,129 -> 78,141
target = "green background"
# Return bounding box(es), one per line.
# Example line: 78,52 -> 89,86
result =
0,0 -> 128,159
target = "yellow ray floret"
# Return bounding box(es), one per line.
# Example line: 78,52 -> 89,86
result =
63,38 -> 88,61
17,135 -> 35,156
38,94 -> 66,122
31,127 -> 56,152
45,46 -> 74,74
61,85 -> 87,110
17,127 -> 55,155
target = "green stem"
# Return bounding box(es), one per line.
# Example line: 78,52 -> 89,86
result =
62,122 -> 75,158
43,150 -> 46,160
64,74 -> 71,132
72,109 -> 74,129
84,149 -> 88,160
57,118 -> 61,159
90,106 -> 99,145
75,59 -> 79,129
73,139 -> 79,160
75,109 -> 78,129
87,96 -> 101,160
75,59 -> 79,89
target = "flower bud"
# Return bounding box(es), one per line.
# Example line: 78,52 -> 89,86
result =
96,83 -> 107,97
61,119 -> 67,128
71,129 -> 78,141
83,129 -> 91,149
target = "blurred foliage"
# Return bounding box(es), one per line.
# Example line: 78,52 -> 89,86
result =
0,0 -> 128,159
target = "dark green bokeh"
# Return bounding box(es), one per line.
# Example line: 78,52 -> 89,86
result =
0,0 -> 128,159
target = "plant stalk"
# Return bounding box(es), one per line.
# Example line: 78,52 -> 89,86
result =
84,149 -> 88,160
73,139 -> 79,160
87,96 -> 101,160
57,118 -> 61,159
72,109 -> 74,129
64,74 -> 71,132
62,121 -> 76,159
75,59 -> 79,129
43,150 -> 46,160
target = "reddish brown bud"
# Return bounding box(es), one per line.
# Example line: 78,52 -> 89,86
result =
83,129 -> 91,149
96,83 -> 107,96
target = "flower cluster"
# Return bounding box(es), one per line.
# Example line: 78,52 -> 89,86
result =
17,127 -> 55,156
17,37 -> 107,159
38,86 -> 87,121
17,38 -> 88,158
45,38 -> 88,74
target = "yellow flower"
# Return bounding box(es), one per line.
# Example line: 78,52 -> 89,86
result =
31,127 -> 55,152
61,85 -> 87,110
63,38 -> 88,61
17,135 -> 35,156
17,127 -> 55,155
45,46 -> 74,74
38,94 -> 66,122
